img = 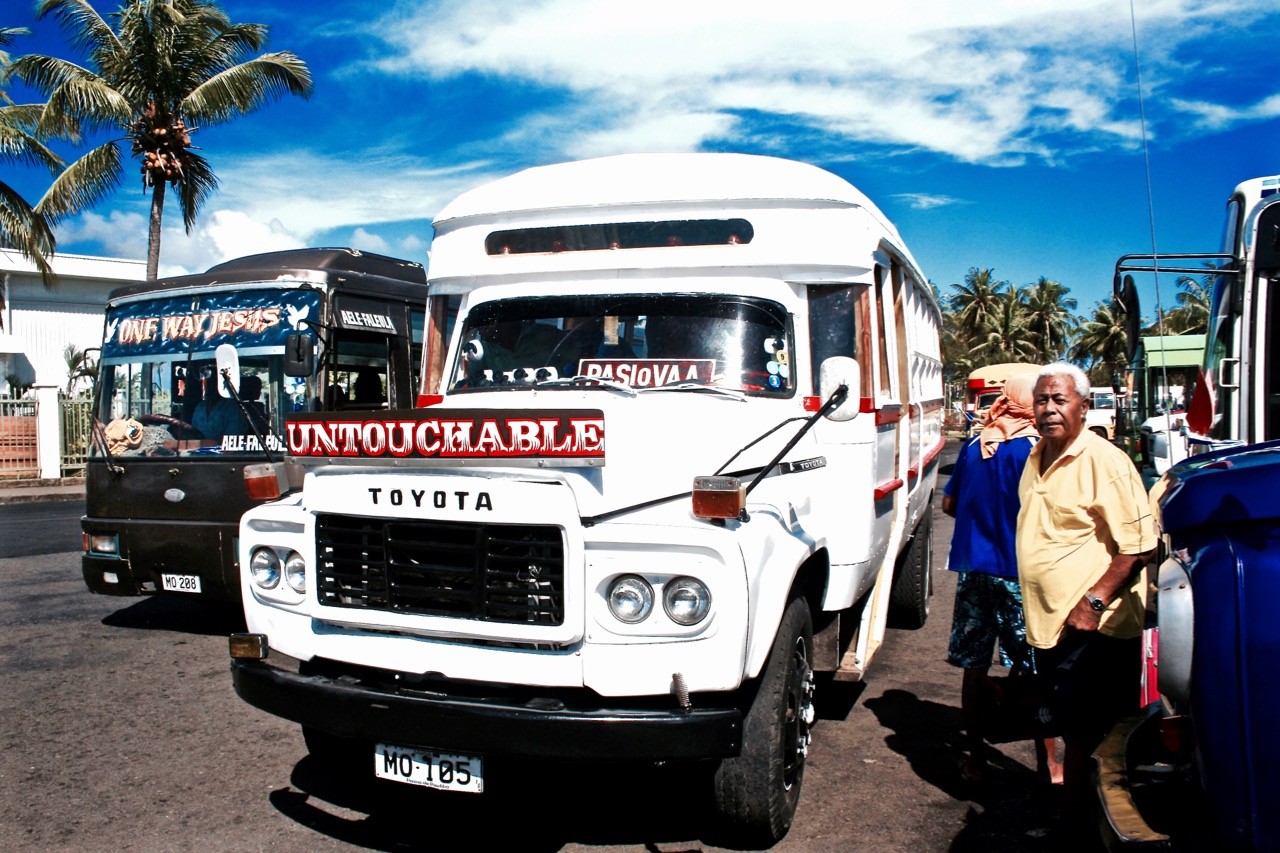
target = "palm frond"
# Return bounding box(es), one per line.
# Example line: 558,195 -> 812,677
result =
35,142 -> 123,222
174,149 -> 217,232
184,53 -> 312,124
0,181 -> 58,285
36,0 -> 124,59
0,124 -> 64,171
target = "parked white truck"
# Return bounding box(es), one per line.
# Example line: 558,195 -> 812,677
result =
229,153 -> 944,844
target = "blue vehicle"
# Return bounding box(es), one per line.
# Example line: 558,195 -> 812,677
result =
1101,176 -> 1280,850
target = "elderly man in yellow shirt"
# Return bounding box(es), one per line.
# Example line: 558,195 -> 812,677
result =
1015,362 -> 1156,831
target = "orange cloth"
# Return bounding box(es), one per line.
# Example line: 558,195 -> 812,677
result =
979,372 -> 1039,459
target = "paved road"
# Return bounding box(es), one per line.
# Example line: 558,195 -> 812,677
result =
0,442 -> 1067,851
0,499 -> 84,558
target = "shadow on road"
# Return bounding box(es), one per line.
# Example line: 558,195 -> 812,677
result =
813,675 -> 866,721
274,753 -> 742,851
102,595 -> 246,636
864,688 -> 1060,852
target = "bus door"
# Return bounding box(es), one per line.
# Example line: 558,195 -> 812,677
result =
872,263 -> 903,558
326,295 -> 424,410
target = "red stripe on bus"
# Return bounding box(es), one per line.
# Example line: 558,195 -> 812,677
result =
874,478 -> 904,499
876,405 -> 903,426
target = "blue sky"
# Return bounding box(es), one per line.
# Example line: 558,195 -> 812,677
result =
6,0 -> 1280,319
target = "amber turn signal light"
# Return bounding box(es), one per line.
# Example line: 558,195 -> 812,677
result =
692,476 -> 745,520
244,462 -> 290,500
229,632 -> 268,660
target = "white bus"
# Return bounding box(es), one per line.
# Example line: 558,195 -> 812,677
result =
230,154 -> 944,844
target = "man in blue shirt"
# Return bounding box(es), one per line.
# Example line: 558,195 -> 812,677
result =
943,371 -> 1060,784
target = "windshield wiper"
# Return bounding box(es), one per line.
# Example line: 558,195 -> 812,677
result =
532,375 -> 638,396
640,382 -> 747,401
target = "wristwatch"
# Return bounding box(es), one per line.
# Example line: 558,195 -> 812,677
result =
1085,592 -> 1108,612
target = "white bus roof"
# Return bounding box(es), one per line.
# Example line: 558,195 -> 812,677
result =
436,153 -> 893,226
429,154 -> 931,306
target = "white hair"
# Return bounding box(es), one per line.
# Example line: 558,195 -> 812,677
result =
1037,362 -> 1090,399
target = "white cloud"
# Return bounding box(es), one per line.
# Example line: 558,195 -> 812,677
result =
158,211 -> 308,275
365,0 -> 1277,165
1168,93 -> 1280,131
58,211 -> 148,260
892,193 -> 969,211
204,150 -> 501,239
348,227 -> 390,254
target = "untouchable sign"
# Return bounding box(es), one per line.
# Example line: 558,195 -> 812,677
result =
285,409 -> 605,464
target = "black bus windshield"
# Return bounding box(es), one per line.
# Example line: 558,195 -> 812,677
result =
449,293 -> 793,395
95,287 -> 322,458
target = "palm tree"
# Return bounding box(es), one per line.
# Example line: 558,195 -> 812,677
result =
1071,298 -> 1132,384
974,286 -> 1039,364
1165,273 -> 1211,335
0,26 -> 64,288
1024,276 -> 1077,362
948,268 -> 1008,342
13,0 -> 312,280
62,341 -> 96,394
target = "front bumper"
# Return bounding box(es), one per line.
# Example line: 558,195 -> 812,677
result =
81,516 -> 239,600
231,656 -> 743,761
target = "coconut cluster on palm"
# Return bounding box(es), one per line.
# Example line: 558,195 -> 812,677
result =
131,103 -> 193,187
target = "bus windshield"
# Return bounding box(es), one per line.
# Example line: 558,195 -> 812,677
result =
448,293 -> 793,395
94,287 -> 322,458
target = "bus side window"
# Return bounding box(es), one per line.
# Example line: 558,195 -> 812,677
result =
808,285 -> 858,395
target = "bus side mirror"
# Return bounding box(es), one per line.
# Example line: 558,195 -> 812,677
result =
819,356 -> 861,421
284,333 -> 315,377
215,344 -> 240,397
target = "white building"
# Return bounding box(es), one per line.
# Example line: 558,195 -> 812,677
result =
1,249 -> 145,395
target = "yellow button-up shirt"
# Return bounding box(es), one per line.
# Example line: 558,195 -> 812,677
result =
1016,429 -> 1156,648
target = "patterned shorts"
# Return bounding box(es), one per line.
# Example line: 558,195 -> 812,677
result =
946,571 -> 1037,674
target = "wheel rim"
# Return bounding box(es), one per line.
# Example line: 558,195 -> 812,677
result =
782,634 -> 814,791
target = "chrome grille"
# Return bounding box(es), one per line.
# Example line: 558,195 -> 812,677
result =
315,514 -> 565,625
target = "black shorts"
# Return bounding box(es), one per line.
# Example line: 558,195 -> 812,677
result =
1039,630 -> 1141,743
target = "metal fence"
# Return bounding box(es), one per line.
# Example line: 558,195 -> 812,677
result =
60,396 -> 93,477
0,396 -> 40,480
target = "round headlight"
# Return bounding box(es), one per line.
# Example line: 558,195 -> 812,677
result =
283,550 -> 306,593
664,577 -> 711,625
607,575 -> 653,623
249,547 -> 281,589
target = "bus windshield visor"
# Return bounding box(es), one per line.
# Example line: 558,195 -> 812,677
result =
449,293 -> 792,395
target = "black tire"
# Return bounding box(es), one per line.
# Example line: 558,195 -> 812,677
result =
713,596 -> 815,846
889,511 -> 932,629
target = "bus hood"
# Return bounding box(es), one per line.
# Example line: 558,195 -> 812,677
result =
286,390 -> 817,522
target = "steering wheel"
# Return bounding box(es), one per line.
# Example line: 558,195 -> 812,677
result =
546,320 -> 602,374
138,412 -> 200,436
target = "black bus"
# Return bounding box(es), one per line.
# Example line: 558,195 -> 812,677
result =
81,248 -> 430,602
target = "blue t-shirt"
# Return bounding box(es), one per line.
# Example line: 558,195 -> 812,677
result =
943,434 -> 1036,578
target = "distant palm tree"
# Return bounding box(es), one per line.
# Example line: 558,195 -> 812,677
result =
974,286 -> 1039,364
1165,273 -> 1211,335
949,268 -> 1008,341
1024,276 -> 1077,362
1072,298 -> 1132,383
63,342 -> 96,395
0,26 -> 65,288
13,0 -> 312,280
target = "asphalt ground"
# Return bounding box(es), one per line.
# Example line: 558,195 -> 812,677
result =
0,440 -> 1076,851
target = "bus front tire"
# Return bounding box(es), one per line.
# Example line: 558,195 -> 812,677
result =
712,595 -> 814,846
